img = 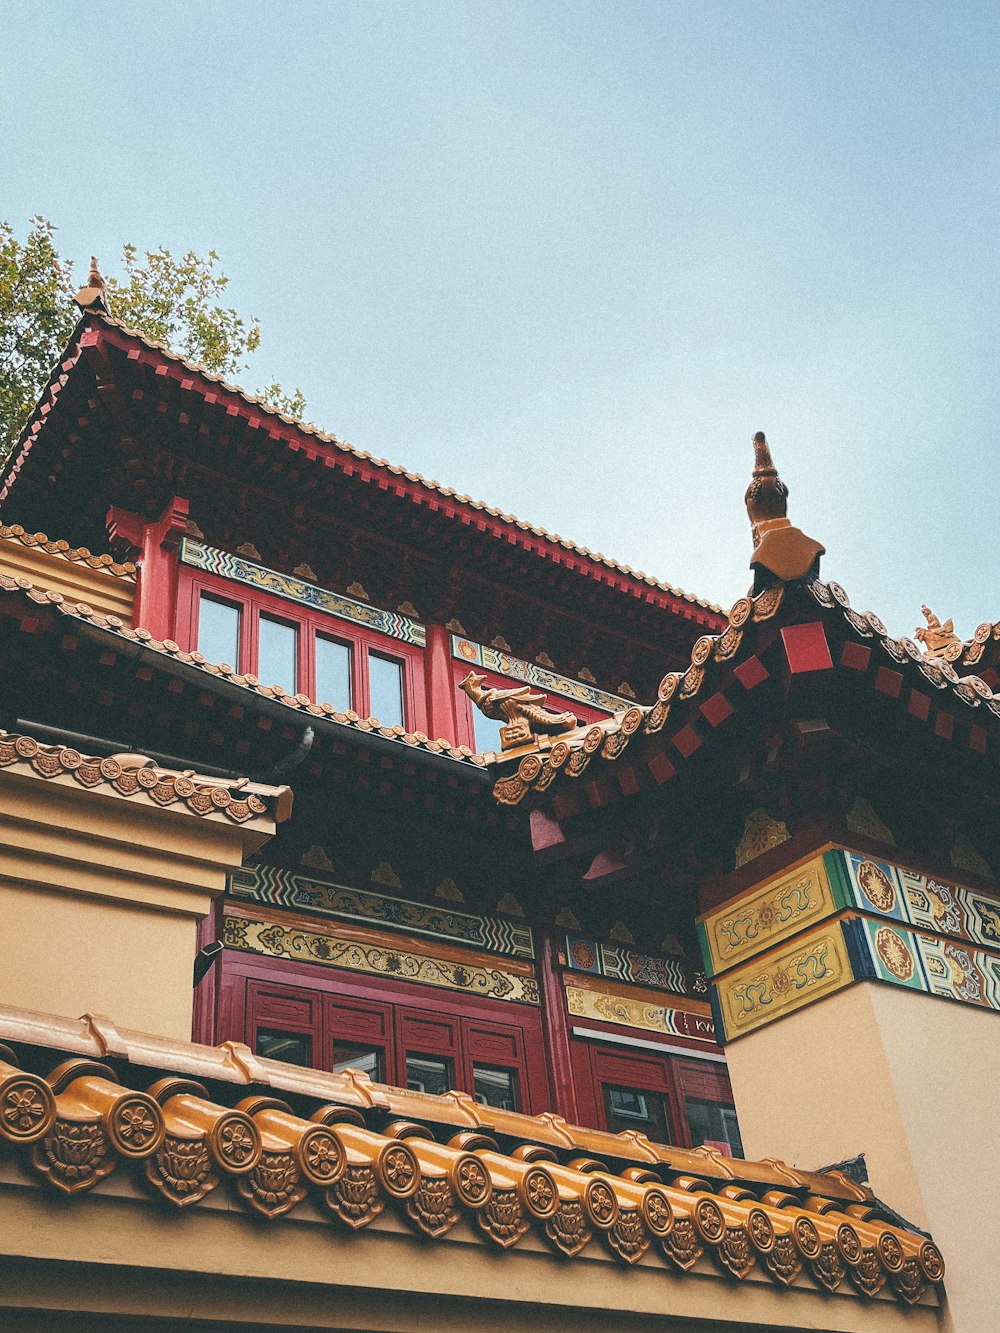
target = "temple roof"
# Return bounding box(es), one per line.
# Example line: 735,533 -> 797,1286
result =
0,567 -> 489,770
0,521 -> 136,579
2,310 -> 721,623
0,1001 -> 942,1305
490,573 -> 1000,809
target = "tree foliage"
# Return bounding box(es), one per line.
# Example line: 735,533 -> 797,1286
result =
0,217 -> 306,465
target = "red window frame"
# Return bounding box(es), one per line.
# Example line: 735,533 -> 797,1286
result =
569,1036 -> 737,1150
217,949 -> 545,1114
176,567 -> 427,732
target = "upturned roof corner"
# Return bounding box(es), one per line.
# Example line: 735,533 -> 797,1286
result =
746,432 -> 824,590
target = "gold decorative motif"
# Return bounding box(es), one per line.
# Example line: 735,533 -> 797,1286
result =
915,606 -> 963,660
693,1197 -> 725,1243
606,1208 -> 649,1264
478,1187 -> 529,1248
546,1199 -> 593,1256
324,1163 -> 384,1229
0,1074 -> 56,1142
857,861 -> 896,913
536,652 -> 555,669
106,1093 -> 164,1157
396,601 -> 420,618
703,857 -> 832,975
717,1226 -> 755,1280
846,798 -> 895,846
496,892 -> 525,918
370,861 -> 402,889
434,878 -> 464,903
950,833 -> 993,879
919,1240 -> 945,1283
847,1248 -> 886,1297
792,1215 -> 821,1259
578,667 -> 597,684
238,1150 -> 305,1219
225,911 -> 539,1005
346,582 -> 369,600
453,1155 -> 491,1207
715,926 -> 852,1040
235,542 -> 262,561
810,1242 -> 845,1291
874,926 -> 915,983
292,562 -> 317,580
617,680 -> 636,698
32,1119 -> 113,1195
765,1235 -> 802,1286
661,1217 -> 703,1271
554,907 -> 582,930
735,809 -> 790,869
406,1175 -> 460,1237
891,1259 -> 927,1306
145,1135 -> 216,1207
609,920 -> 635,945
460,671 -> 577,752
565,985 -> 715,1043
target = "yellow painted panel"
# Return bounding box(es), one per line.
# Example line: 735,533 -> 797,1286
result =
714,923 -> 853,1040
701,855 -> 834,976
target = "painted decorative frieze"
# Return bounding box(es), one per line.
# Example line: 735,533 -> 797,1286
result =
182,540 -> 426,646
224,911 -> 539,1005
712,925 -> 854,1041
563,935 -> 699,996
229,866 -> 534,960
704,845 -> 1000,1040
699,858 -> 835,977
564,984 -> 717,1044
451,635 -> 629,714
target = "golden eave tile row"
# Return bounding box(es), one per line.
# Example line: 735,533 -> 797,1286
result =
492,577 -> 1000,807
0,731 -> 292,825
0,1005 -> 941,1305
0,522 -> 136,578
0,572 -> 487,767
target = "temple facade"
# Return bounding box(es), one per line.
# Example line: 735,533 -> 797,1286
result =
0,279 -> 994,1330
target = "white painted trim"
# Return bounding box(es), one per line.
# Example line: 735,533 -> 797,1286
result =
571,1025 -> 728,1064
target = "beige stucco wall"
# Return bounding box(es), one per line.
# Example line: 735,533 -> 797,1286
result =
0,882 -> 196,1038
0,1169 -> 941,1333
0,535 -> 135,623
725,982 -> 998,1333
0,766 -> 276,1040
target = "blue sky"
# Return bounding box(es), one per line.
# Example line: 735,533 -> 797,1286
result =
3,1 -> 998,638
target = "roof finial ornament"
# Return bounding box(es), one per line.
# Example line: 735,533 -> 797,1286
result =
744,431 -> 824,591
74,256 -> 109,314
915,606 -> 963,661
460,670 -> 578,753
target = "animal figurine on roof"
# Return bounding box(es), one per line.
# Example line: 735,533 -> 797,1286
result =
915,606 -> 963,661
460,671 -> 578,752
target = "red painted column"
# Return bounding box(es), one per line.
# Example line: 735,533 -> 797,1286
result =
106,495 -> 189,640
424,621 -> 459,744
537,930 -> 580,1124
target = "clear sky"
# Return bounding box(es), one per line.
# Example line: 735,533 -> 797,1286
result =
3,1 -> 998,639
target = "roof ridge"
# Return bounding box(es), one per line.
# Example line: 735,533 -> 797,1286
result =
85,313 -> 722,613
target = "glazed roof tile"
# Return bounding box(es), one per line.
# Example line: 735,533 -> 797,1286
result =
0,1002 -> 941,1303
490,577 -> 1000,807
0,730 -> 292,824
0,522 -> 136,578
8,311 -> 720,616
0,570 -> 487,768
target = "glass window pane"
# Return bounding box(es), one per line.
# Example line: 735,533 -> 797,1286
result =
686,1097 -> 743,1157
255,1028 -> 312,1067
473,1064 -> 520,1111
316,635 -> 352,711
258,615 -> 297,694
332,1042 -> 382,1080
603,1084 -> 671,1143
406,1054 -> 452,1096
198,595 -> 240,668
369,653 -> 404,728
472,707 -> 506,755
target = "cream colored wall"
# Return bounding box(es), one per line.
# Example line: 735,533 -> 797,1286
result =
0,1171 -> 941,1333
725,982 -> 998,1333
0,537 -> 135,623
0,766 -> 275,1041
0,882 -> 196,1038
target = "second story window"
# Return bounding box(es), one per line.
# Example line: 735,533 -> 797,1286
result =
369,653 -> 404,729
258,615 -> 297,696
198,595 -> 241,669
315,635 -> 352,712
